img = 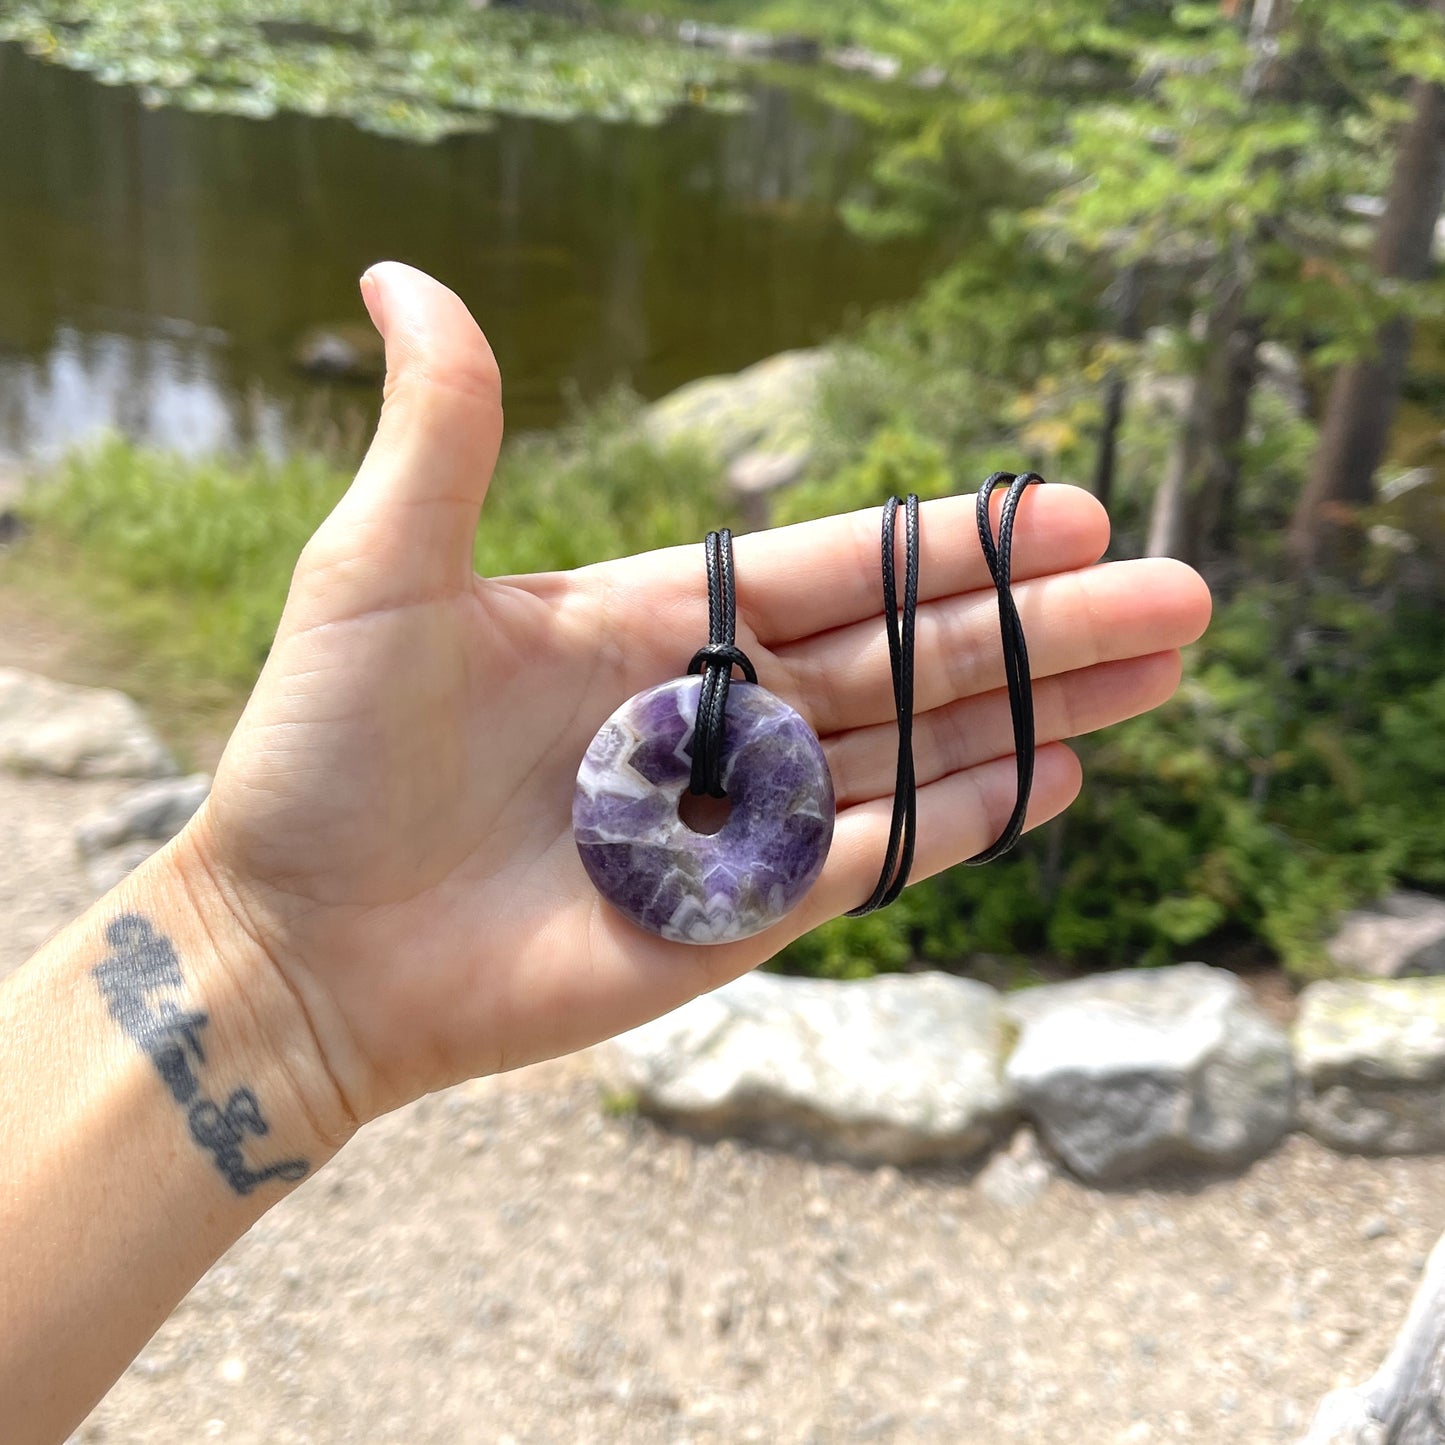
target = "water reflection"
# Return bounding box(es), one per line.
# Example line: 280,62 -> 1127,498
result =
0,43 -> 932,460
0,326 -> 294,460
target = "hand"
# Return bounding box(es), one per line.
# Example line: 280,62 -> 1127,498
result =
184,262 -> 1211,1137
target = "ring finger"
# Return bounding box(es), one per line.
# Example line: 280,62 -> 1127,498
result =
825,651 -> 1182,806
780,557 -> 1210,735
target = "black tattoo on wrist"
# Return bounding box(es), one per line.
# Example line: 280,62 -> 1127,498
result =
94,914 -> 309,1196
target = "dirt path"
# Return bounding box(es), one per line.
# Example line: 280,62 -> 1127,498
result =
69,1075 -> 1445,1445
1,600 -> 1441,1444
0,768 -> 127,978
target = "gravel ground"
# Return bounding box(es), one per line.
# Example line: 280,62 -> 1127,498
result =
69,1076 -> 1445,1445
1,704 -> 1442,1444
0,767 -> 126,978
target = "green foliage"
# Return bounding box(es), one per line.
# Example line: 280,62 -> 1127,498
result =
17,403 -> 729,694
594,0 -> 879,44
476,393 -> 733,576
20,437 -> 346,689
770,273 -> 1444,982
0,0 -> 747,140
780,582 -> 1445,982
836,0 -> 1445,388
778,243 -> 1108,521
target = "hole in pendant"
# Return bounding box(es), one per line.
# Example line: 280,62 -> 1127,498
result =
678,790 -> 733,836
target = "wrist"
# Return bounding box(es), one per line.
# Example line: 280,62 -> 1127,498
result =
0,812 -> 356,1443
101,827 -> 360,1187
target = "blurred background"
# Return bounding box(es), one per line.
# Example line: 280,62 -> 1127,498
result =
2,0 -> 1441,987
2,2 -> 1444,1442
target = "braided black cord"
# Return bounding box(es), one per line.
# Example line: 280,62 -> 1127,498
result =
686,528 -> 757,798
966,471 -> 1044,865
846,494 -> 920,916
848,473 -> 1043,915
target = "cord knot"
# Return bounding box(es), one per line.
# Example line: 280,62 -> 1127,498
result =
687,643 -> 758,684
687,529 -> 756,799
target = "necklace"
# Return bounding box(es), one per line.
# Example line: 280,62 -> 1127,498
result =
573,474 -> 1043,945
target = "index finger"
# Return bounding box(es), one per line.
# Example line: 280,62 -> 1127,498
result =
733,483 -> 1108,644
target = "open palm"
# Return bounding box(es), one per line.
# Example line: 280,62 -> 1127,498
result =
195,263 -> 1211,1131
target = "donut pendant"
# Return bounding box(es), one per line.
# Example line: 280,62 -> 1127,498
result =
573,675 -> 834,945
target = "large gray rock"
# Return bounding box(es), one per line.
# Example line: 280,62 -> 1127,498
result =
1295,978 -> 1445,1154
293,322 -> 385,380
0,668 -> 175,779
75,773 -> 212,895
74,773 -> 211,857
1004,964 -> 1295,1182
643,348 -> 826,478
1133,329 -> 1309,419
1326,892 -> 1445,979
597,970 -> 1016,1166
84,839 -> 166,896
0,462 -> 24,546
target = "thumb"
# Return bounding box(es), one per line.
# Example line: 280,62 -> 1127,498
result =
306,262 -> 504,608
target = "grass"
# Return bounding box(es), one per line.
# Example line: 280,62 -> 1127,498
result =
12,440 -> 345,717
6,395 -> 732,737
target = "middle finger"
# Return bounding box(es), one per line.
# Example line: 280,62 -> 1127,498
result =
779,556 -> 1210,735
825,650 -> 1183,806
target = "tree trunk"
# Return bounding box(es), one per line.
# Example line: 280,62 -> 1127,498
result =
1146,347 -> 1208,562
1145,0 -> 1286,563
1091,371 -> 1126,514
1302,1227 -> 1445,1444
1146,273 -> 1259,566
1091,267 -> 1142,514
1288,52 -> 1445,575
1200,313 -> 1263,563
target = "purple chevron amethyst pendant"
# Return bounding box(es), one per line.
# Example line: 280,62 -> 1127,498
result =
573,675 -> 834,945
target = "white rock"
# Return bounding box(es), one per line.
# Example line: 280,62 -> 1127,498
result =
726,445 -> 810,497
826,45 -> 902,80
976,1126 -> 1053,1209
0,668 -> 175,779
597,970 -> 1016,1165
1295,978 -> 1445,1154
643,349 -> 826,469
75,773 -> 211,857
85,840 -> 164,896
1325,892 -> 1445,979
1004,964 -> 1294,1182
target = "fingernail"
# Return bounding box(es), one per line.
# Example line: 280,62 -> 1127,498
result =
360,267 -> 386,336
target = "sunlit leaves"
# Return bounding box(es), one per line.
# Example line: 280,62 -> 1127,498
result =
840,0 -> 1443,373
0,0 -> 746,140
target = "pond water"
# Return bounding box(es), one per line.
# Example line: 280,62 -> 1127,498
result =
0,41 -> 934,460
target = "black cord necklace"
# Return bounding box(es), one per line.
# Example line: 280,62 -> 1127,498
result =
686,527 -> 757,800
573,476 -> 1045,944
846,493 -> 920,915
848,471 -> 1043,913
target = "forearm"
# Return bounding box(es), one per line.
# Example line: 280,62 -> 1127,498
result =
0,829 -> 352,1445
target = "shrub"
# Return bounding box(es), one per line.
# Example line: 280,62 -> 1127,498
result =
17,370 -> 1443,985
18,395 -> 729,696
777,582 -> 1445,982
